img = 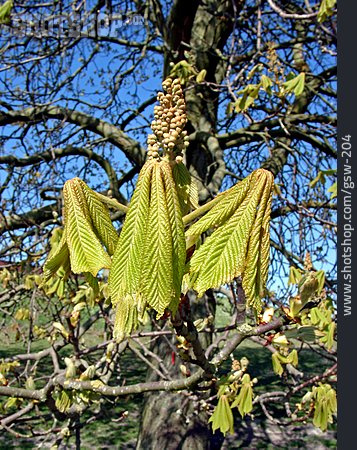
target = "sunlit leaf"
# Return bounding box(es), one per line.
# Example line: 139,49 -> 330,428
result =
208,394 -> 234,436
172,162 -> 198,214
282,72 -> 305,96
0,0 -> 13,24
43,230 -> 70,283
318,0 -> 336,23
80,182 -> 119,255
109,160 -> 153,305
196,69 -> 207,83
231,374 -> 254,417
188,169 -> 273,312
141,162 -> 179,316
327,181 -> 337,199
64,178 -> 112,276
312,384 -> 337,431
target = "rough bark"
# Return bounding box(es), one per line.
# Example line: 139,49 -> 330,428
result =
136,292 -> 224,450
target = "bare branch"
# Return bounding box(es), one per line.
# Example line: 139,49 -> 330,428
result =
0,106 -> 146,167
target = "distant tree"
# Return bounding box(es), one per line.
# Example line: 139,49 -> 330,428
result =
0,1 -> 336,448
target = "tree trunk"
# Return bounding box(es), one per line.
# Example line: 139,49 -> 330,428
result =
136,294 -> 224,450
136,392 -> 223,450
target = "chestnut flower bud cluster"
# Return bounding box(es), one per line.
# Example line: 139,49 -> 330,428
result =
147,77 -> 189,161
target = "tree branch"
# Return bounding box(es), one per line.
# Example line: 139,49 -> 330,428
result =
0,106 -> 146,167
0,318 -> 286,401
0,145 -> 126,201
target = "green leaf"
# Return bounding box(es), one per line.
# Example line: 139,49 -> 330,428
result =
55,390 -> 73,413
172,162 -> 198,214
110,160 -> 186,328
109,160 -> 153,305
298,273 -> 319,304
25,377 -> 36,391
272,353 -> 284,376
242,172 -> 273,310
79,365 -> 96,381
84,272 -> 100,297
141,162 -> 176,316
235,84 -> 260,112
160,161 -> 186,308
327,181 -> 337,199
186,173 -> 252,240
113,294 -> 139,341
310,306 -> 329,327
293,73 -> 305,96
282,73 -> 305,96
261,74 -> 273,94
14,308 -> 30,321
208,395 -> 234,436
315,270 -> 325,293
80,181 -> 119,255
312,384 -> 337,431
285,325 -> 316,343
321,169 -> 337,176
189,189 -> 257,296
169,60 -> 196,84
65,358 -> 77,379
288,266 -> 303,285
320,321 -> 335,350
188,176 -> 199,210
310,169 -> 336,189
247,64 -> 263,80
4,397 -> 22,411
53,322 -> 69,339
46,278 -> 65,298
298,326 -> 317,343
0,0 -> 13,24
188,169 -> 273,311
226,102 -> 234,116
309,171 -> 326,188
231,374 -> 253,417
43,230 -> 70,283
317,0 -> 336,23
196,69 -> 207,83
64,179 -> 112,276
287,349 -> 299,367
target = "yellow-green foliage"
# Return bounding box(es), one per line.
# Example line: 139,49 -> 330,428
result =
272,349 -> 299,376
172,162 -> 199,214
231,373 -> 254,417
312,384 -> 337,431
43,165 -> 274,339
0,0 -> 13,24
208,394 -> 234,436
109,159 -> 186,339
187,168 -> 273,312
303,301 -> 336,351
317,0 -> 336,23
43,178 -> 117,281
0,360 -> 20,386
301,384 -> 337,431
64,179 -> 112,275
43,79 -> 275,341
209,359 -> 255,435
